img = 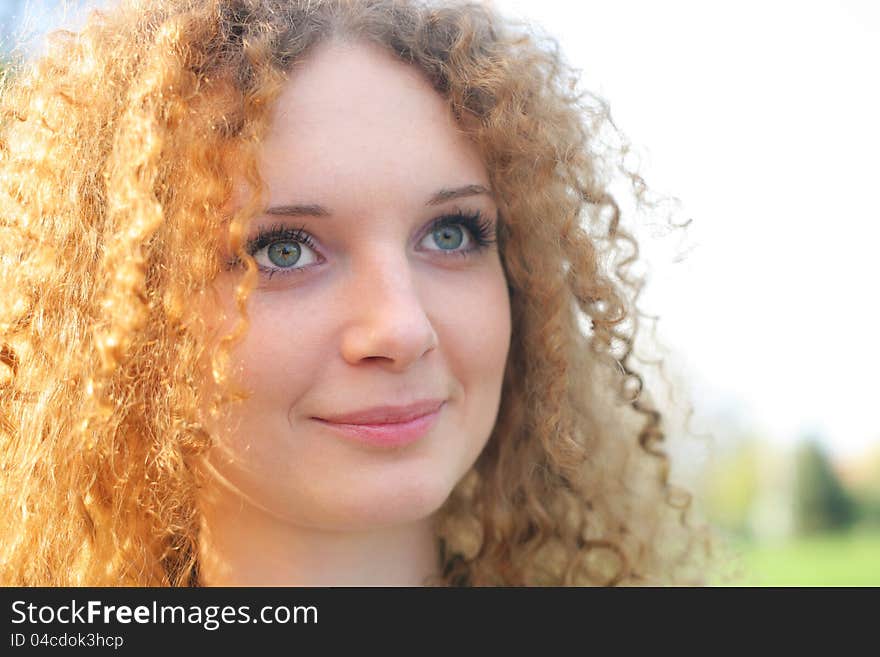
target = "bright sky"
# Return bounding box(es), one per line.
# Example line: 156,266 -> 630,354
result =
5,0 -> 878,458
495,0 -> 880,458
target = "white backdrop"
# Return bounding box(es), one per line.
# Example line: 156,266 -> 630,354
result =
496,0 -> 880,460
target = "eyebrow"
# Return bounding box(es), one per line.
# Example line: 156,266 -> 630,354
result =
263,184 -> 493,217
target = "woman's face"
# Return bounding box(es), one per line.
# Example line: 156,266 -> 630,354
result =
203,39 -> 511,531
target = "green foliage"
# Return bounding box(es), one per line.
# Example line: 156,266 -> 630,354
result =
792,438 -> 855,535
846,447 -> 880,529
852,493 -> 880,528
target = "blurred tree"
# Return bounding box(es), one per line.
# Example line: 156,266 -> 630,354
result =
792,437 -> 856,535
838,444 -> 880,529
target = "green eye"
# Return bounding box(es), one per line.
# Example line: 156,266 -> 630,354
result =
431,225 -> 464,250
267,241 -> 302,268
241,223 -> 321,277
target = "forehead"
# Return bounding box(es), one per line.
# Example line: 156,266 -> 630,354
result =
259,39 -> 489,206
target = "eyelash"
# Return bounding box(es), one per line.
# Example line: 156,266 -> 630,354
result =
230,210 -> 497,280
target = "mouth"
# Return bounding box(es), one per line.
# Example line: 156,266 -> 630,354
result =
312,401 -> 445,448
313,398 -> 446,425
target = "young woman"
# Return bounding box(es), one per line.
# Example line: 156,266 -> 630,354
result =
0,0 -> 711,585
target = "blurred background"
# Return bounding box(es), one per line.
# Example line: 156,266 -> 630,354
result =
2,0 -> 878,585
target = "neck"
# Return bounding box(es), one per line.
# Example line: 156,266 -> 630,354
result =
197,488 -> 441,587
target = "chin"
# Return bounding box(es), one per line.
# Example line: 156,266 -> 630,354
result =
313,469 -> 458,531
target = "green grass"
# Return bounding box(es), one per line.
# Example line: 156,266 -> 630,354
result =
713,529 -> 880,586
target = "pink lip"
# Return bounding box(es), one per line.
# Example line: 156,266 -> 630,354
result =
316,399 -> 446,425
313,400 -> 445,448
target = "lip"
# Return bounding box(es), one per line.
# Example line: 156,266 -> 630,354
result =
312,400 -> 446,448
315,399 -> 446,425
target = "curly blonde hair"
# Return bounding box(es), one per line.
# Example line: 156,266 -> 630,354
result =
0,0 -> 712,586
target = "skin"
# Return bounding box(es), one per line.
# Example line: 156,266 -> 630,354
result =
197,37 -> 511,586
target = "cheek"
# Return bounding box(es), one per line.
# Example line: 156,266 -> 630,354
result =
424,261 -> 511,473
205,270 -> 332,386
430,262 -> 511,383
202,294 -> 334,491
231,296 -> 329,401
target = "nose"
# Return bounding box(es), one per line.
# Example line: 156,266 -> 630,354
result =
339,248 -> 439,371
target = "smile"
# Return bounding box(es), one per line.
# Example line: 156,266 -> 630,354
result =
312,402 -> 445,448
